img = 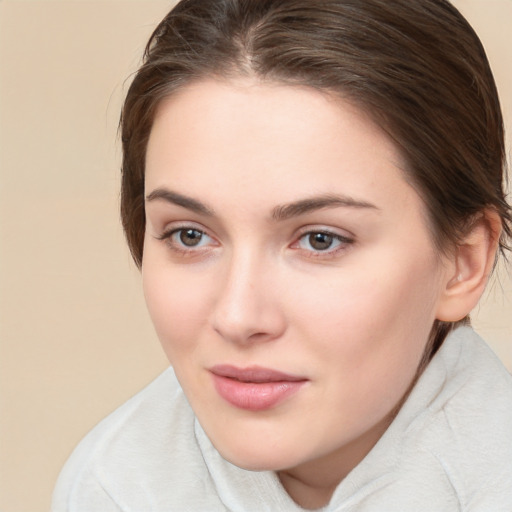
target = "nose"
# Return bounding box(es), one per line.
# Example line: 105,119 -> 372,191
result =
210,249 -> 286,345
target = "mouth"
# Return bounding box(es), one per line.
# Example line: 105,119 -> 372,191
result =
210,365 -> 308,411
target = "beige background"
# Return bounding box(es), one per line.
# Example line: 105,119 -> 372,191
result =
0,1 -> 510,511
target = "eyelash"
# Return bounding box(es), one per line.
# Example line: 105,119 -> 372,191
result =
156,226 -> 354,259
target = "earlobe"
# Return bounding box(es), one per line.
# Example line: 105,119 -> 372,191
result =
436,210 -> 502,322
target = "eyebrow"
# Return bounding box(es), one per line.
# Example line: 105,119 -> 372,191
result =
271,194 -> 379,221
145,188 -> 378,220
146,188 -> 215,216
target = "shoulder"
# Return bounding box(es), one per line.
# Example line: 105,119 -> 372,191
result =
425,327 -> 512,450
51,368 -> 219,511
402,327 -> 512,509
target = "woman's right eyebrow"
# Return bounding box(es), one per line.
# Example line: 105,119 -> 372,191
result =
145,188 -> 215,216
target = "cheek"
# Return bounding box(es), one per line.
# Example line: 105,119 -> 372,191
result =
296,261 -> 441,431
142,259 -> 212,358
347,248 -> 440,328
290,247 -> 442,373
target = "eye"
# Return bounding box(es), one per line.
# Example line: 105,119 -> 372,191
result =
301,232 -> 337,251
295,230 -> 353,255
156,226 -> 216,253
174,228 -> 207,247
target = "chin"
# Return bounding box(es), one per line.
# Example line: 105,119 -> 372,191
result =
209,432 -> 304,472
222,451 -> 291,472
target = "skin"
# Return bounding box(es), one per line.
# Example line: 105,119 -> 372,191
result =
142,78 -> 456,509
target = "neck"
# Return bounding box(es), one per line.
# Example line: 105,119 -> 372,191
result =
277,413 -> 393,510
278,471 -> 337,510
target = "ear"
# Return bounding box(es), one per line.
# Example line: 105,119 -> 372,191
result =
436,210 -> 502,322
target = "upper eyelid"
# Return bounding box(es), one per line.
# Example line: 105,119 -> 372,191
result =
157,221 -> 210,236
161,226 -> 211,241
299,228 -> 352,238
295,224 -> 355,240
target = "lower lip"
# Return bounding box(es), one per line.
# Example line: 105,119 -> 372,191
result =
211,375 -> 306,411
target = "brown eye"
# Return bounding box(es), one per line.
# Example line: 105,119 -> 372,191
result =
308,232 -> 334,251
179,229 -> 204,247
295,230 -> 353,256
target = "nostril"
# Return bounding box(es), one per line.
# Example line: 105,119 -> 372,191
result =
211,301 -> 286,345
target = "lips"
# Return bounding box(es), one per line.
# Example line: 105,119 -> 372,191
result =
210,365 -> 307,411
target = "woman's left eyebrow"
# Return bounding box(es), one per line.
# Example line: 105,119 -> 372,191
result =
271,194 -> 379,221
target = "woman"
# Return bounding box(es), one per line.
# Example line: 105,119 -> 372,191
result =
53,0 -> 512,510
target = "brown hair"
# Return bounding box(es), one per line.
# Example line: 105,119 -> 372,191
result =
120,0 -> 511,351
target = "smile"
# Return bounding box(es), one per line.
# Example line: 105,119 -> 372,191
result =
210,365 -> 308,411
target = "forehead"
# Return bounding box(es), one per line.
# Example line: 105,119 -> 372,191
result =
145,78 -> 422,220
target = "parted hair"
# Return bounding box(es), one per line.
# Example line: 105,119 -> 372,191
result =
120,0 -> 511,353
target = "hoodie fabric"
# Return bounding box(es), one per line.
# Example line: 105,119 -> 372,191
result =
52,327 -> 512,511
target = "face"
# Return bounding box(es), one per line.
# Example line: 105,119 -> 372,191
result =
142,79 -> 451,480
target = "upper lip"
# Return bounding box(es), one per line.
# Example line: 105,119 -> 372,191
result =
210,365 -> 307,383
